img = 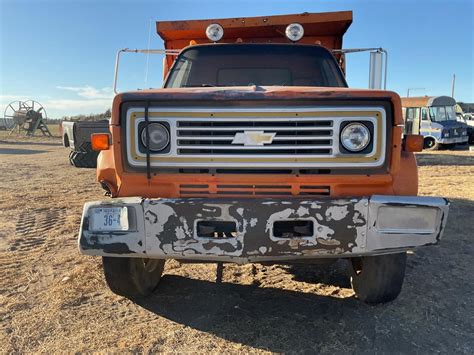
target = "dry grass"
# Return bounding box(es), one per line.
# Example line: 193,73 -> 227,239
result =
0,137 -> 473,353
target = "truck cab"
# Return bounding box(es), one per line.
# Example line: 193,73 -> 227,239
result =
401,96 -> 469,150
78,12 -> 449,304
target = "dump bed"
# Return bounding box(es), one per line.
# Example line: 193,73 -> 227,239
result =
156,11 -> 353,76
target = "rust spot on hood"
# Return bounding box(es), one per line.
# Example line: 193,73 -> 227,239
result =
111,86 -> 402,125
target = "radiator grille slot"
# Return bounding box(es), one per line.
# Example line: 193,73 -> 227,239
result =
176,118 -> 334,156
175,168 -> 332,175
179,184 -> 331,197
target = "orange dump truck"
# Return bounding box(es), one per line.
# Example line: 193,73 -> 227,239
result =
78,11 -> 449,303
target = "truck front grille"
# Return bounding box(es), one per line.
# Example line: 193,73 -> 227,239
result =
125,106 -> 387,169
176,118 -> 333,156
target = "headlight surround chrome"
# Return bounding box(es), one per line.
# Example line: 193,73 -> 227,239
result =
141,123 -> 170,152
340,122 -> 371,152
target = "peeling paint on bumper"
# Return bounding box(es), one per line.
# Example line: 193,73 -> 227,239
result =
78,195 -> 449,263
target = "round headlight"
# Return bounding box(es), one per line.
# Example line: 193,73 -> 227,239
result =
206,23 -> 224,42
141,123 -> 170,152
285,23 -> 304,42
340,123 -> 371,152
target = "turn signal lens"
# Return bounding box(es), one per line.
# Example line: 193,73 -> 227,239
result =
403,134 -> 424,152
91,133 -> 111,151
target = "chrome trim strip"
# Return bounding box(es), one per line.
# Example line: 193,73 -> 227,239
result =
126,106 -> 386,168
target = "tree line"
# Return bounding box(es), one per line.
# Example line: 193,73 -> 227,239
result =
59,109 -> 112,122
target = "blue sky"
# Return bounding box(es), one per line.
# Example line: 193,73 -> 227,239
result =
0,0 -> 472,118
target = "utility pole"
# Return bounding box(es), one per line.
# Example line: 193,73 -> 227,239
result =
451,73 -> 456,98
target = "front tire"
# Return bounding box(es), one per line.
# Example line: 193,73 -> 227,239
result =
102,257 -> 165,297
424,137 -> 439,151
348,253 -> 407,304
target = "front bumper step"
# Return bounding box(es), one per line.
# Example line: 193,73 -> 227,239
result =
78,195 -> 449,263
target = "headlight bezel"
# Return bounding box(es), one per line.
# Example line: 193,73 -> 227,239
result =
139,122 -> 171,153
339,121 -> 374,154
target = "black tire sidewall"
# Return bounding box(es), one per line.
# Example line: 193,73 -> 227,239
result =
349,252 -> 407,304
102,257 -> 165,298
130,259 -> 166,296
69,150 -> 98,168
424,138 -> 439,151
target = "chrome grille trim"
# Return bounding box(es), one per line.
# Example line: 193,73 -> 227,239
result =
177,145 -> 334,150
176,136 -> 331,140
126,106 -> 387,168
176,126 -> 333,131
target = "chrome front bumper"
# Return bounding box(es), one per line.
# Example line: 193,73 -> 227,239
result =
439,136 -> 468,144
78,195 -> 449,263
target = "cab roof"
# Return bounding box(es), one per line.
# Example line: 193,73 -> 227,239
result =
401,96 -> 457,107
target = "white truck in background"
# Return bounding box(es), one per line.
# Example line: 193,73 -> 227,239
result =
61,120 -> 109,168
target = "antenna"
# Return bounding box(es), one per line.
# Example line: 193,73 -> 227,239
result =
144,18 -> 152,88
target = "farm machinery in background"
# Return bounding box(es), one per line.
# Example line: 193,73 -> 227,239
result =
1,100 -> 52,136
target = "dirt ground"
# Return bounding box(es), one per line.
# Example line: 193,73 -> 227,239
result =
1,133 -> 473,353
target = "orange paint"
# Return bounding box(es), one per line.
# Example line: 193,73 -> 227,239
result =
156,11 -> 352,77
99,92 -> 416,199
403,135 -> 424,152
98,12 -> 418,200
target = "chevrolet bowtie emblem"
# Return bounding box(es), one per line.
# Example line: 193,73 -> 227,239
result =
231,131 -> 276,146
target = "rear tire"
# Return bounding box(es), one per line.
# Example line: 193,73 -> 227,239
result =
348,253 -> 407,304
69,150 -> 98,168
68,150 -> 76,166
424,137 -> 439,151
102,257 -> 165,298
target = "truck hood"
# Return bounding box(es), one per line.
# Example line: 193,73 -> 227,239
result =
432,120 -> 469,129
112,86 -> 403,125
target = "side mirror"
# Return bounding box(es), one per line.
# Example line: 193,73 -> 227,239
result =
369,51 -> 384,89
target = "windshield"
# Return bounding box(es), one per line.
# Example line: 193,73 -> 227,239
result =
165,44 -> 347,88
429,106 -> 457,122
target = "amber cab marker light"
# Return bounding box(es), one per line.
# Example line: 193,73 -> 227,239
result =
403,134 -> 424,152
91,133 -> 111,151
